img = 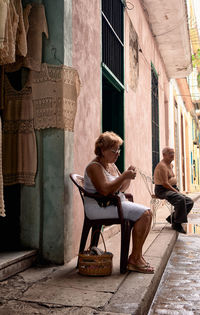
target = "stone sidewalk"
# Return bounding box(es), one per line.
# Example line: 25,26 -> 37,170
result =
0,193 -> 199,315
149,194 -> 200,314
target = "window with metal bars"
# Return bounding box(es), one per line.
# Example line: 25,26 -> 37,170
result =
151,64 -> 160,175
102,0 -> 124,83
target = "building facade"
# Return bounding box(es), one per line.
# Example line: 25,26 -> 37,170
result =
0,0 -> 193,264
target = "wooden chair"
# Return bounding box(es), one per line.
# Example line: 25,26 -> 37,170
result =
70,173 -> 134,274
138,171 -> 173,228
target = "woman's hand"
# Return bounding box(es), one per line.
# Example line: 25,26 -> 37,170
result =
119,166 -> 136,192
123,168 -> 137,180
125,165 -> 137,179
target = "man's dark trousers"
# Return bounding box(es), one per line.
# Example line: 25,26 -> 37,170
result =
155,185 -> 194,223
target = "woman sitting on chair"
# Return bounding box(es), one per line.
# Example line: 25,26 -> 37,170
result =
84,131 -> 154,273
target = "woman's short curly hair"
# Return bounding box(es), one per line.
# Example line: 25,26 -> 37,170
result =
94,131 -> 123,157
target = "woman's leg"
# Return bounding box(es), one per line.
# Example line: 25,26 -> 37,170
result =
128,209 -> 152,266
141,209 -> 152,244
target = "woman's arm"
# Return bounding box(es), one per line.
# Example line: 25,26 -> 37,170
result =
87,163 -> 136,196
116,165 -> 136,192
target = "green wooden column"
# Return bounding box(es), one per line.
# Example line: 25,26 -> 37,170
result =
21,0 -> 74,263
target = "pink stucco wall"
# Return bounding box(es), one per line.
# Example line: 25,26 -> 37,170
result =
71,0 -> 169,257
72,1 -> 101,255
124,1 -> 169,206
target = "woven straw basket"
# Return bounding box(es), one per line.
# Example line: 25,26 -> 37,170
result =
78,232 -> 113,276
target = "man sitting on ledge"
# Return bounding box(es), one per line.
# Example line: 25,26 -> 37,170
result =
153,147 -> 194,234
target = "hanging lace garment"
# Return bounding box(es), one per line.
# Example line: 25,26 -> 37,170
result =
0,0 -> 18,65
0,0 -> 8,49
32,63 -> 80,131
0,117 -> 5,217
13,0 -> 27,57
6,3 -> 48,72
0,0 -> 27,65
23,3 -> 48,71
2,71 -> 37,186
0,66 -> 5,110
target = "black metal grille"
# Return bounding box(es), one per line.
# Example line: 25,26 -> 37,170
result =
102,0 -> 124,83
102,0 -> 123,40
151,66 -> 159,174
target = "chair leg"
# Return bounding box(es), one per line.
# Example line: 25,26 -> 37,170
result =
151,199 -> 156,229
120,221 -> 132,274
77,218 -> 91,268
91,225 -> 102,247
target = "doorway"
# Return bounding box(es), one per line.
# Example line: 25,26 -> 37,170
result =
0,185 -> 21,251
181,114 -> 185,191
102,74 -> 124,172
0,69 -> 28,251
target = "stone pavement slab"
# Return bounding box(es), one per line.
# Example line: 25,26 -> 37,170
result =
21,283 -> 113,308
44,269 -> 123,292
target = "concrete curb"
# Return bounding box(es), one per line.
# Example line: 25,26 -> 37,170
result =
104,227 -> 178,315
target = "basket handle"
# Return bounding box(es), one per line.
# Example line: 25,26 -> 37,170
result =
90,230 -> 107,253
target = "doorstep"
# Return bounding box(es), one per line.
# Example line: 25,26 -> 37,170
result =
0,250 -> 37,281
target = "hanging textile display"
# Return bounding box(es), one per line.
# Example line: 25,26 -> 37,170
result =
23,3 -> 48,71
0,0 -> 27,65
2,71 -> 37,186
5,3 -> 48,72
0,0 -> 8,49
32,63 -> 80,131
0,117 -> 5,217
13,0 -> 28,57
0,66 -> 4,110
0,0 -> 18,65
1,2 -> 49,188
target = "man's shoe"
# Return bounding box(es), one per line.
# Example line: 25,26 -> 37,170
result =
172,223 -> 186,234
166,215 -> 174,224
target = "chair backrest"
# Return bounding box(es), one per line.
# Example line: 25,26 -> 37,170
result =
138,170 -> 154,196
70,173 -> 85,203
70,173 -> 125,222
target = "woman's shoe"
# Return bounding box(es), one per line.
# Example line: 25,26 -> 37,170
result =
127,263 -> 154,274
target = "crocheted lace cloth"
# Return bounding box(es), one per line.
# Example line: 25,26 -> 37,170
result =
2,72 -> 37,186
0,0 -> 8,49
5,3 -> 48,72
0,0 -> 18,65
0,117 -> 5,217
13,0 -> 27,57
0,0 -> 27,65
32,63 -> 80,131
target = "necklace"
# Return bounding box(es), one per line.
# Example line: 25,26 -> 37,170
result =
96,158 -> 117,176
96,157 -> 107,169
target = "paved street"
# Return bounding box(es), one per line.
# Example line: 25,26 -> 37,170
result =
0,194 -> 199,315
149,195 -> 200,315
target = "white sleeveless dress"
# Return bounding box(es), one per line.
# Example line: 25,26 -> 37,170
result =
84,162 -> 148,221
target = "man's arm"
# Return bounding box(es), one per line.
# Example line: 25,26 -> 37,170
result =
158,165 -> 179,193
